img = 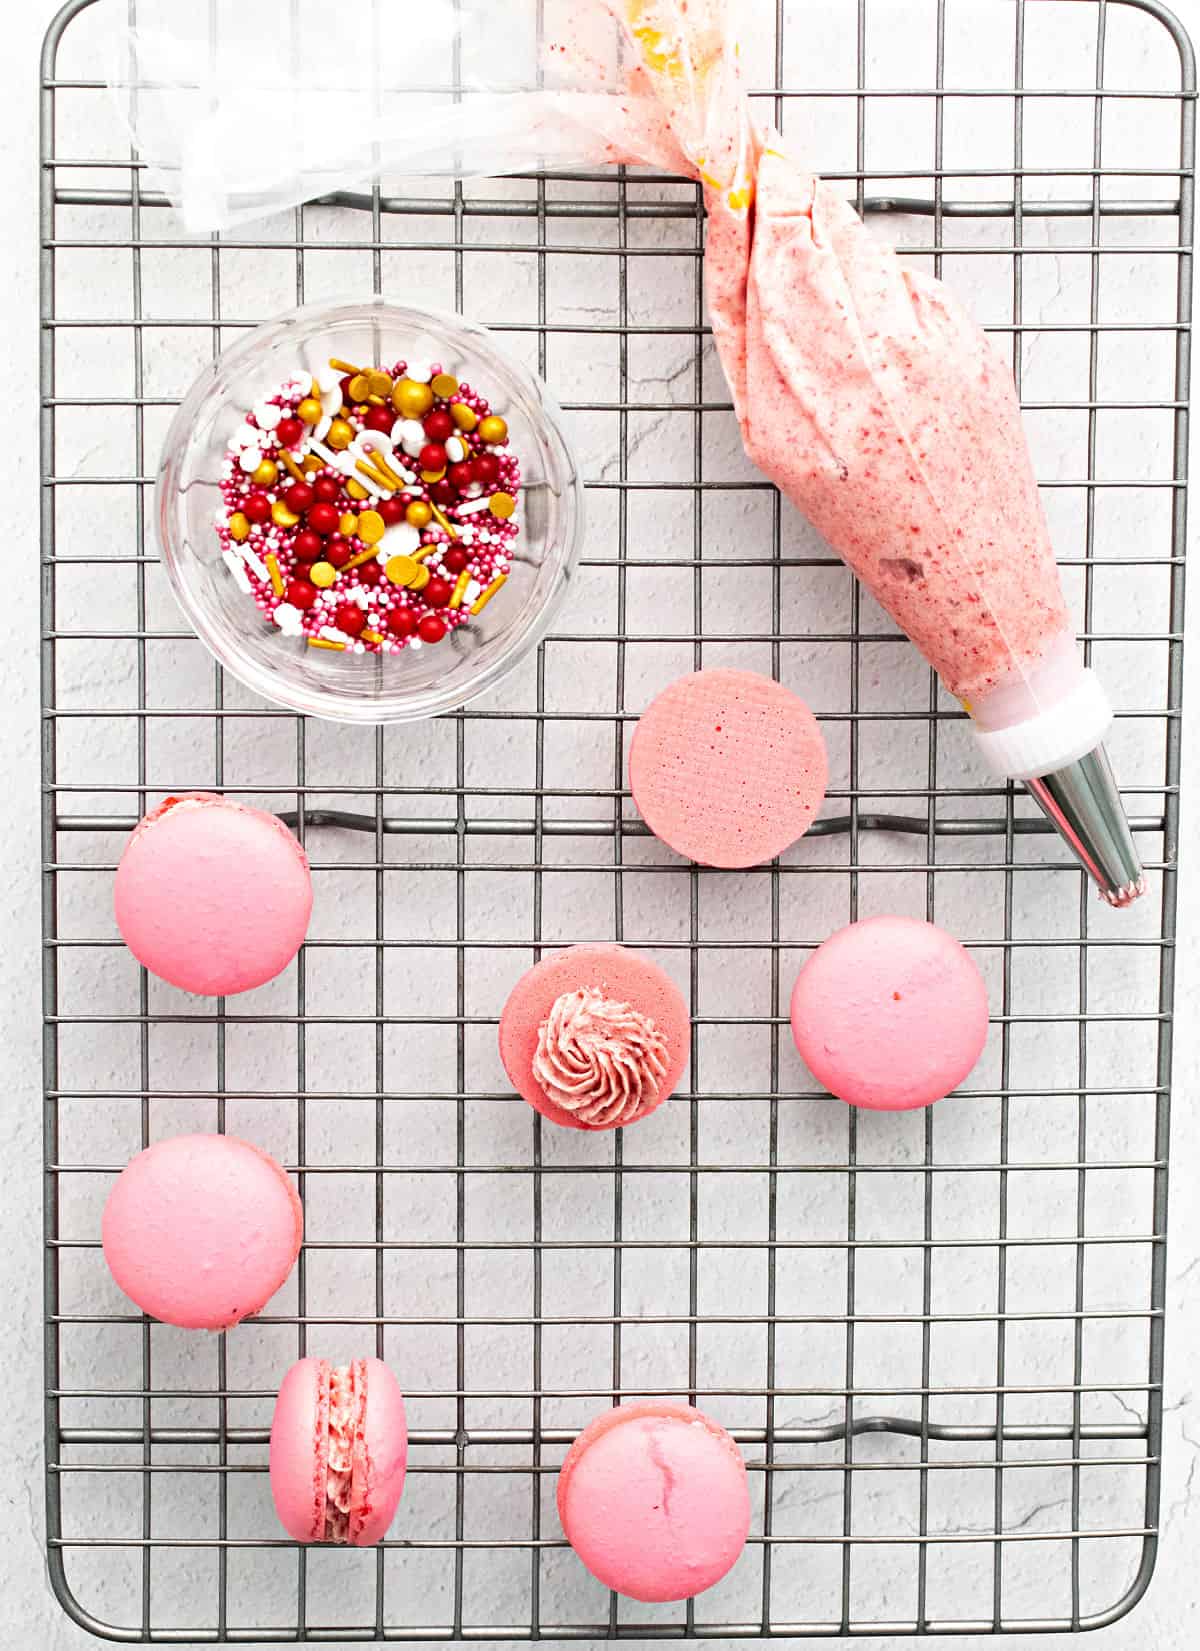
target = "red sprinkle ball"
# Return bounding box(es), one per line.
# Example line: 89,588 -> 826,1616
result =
216,358 -> 520,655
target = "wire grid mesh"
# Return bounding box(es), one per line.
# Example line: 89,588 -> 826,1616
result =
40,0 -> 1190,1639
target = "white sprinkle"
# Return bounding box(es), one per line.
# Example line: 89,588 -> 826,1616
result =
396,420 -> 426,458
320,625 -> 352,644
273,603 -> 305,635
213,506 -> 228,528
222,548 -> 252,593
313,365 -> 343,395
239,447 -> 265,473
409,637 -> 423,651
463,580 -> 482,605
237,543 -> 270,585
446,436 -> 466,464
314,412 -> 333,443
254,401 -> 282,430
347,586 -> 371,611
381,521 -> 421,557
405,360 -> 433,384
308,439 -> 340,467
220,460 -> 234,480
464,482 -> 484,497
456,496 -> 493,516
229,423 -> 259,451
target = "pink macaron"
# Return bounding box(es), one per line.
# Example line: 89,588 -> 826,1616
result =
102,1133 -> 303,1330
499,945 -> 690,1130
114,792 -> 312,996
629,668 -> 828,868
790,915 -> 990,1110
270,1357 -> 408,1546
558,1402 -> 751,1602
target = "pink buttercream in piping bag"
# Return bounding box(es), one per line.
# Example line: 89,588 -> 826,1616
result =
111,0 -> 1144,903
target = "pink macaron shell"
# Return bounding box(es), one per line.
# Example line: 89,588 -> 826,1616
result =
557,1402 -> 751,1603
629,669 -> 828,868
790,915 -> 990,1110
498,945 -> 690,1130
269,1357 -> 331,1543
350,1358 -> 409,1546
114,792 -> 312,996
101,1133 -> 303,1330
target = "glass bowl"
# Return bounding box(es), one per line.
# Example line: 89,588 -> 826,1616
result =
156,299 -> 584,722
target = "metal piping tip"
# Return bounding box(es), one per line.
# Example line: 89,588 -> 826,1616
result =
1024,744 -> 1146,907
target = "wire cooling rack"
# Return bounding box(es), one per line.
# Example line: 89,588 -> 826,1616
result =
40,0 -> 1191,1640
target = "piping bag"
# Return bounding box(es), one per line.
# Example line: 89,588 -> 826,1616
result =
111,0 -> 1143,903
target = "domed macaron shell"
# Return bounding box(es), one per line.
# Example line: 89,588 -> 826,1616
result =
790,915 -> 990,1110
114,792 -> 312,996
629,669 -> 828,868
557,1402 -> 751,1602
102,1133 -> 303,1330
270,1357 -> 408,1546
498,945 -> 690,1130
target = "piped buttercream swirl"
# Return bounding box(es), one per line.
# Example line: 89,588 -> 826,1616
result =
533,986 -> 669,1127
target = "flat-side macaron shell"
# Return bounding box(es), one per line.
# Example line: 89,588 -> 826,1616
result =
114,792 -> 312,996
269,1357 -> 330,1542
352,1358 -> 409,1546
102,1133 -> 303,1329
629,669 -> 828,868
557,1402 -> 751,1602
790,915 -> 989,1110
498,945 -> 690,1130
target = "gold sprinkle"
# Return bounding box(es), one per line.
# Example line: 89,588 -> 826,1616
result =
343,545 -> 383,573
449,570 -> 471,610
279,450 -> 308,484
329,357 -> 360,375
368,450 -> 406,489
358,510 -> 386,546
450,402 -> 478,432
414,541 -> 441,562
302,454 -> 322,473
346,479 -> 370,501
355,458 -> 396,493
348,373 -> 371,403
366,393 -> 387,407
228,511 -> 250,543
265,553 -> 284,597
366,369 -> 394,399
297,396 -> 323,424
470,572 -> 508,615
251,457 -> 279,487
385,554 -> 421,587
421,466 -> 447,484
431,373 -> 459,399
361,630 -> 384,646
271,499 -> 301,528
339,512 -> 360,537
489,491 -> 516,520
409,564 -> 431,592
307,636 -> 346,651
429,502 -> 458,539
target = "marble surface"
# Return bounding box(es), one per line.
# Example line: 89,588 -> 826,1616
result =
3,0 -> 1199,1645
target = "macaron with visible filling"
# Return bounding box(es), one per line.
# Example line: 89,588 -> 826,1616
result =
790,915 -> 990,1110
557,1402 -> 751,1602
102,1133 -> 303,1329
499,945 -> 690,1130
629,668 -> 828,868
114,792 -> 312,995
270,1357 -> 408,1545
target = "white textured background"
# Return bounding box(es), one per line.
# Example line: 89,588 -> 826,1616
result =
3,0 -> 1199,1645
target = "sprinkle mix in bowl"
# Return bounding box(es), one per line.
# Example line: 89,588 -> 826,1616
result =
217,357 -> 519,655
